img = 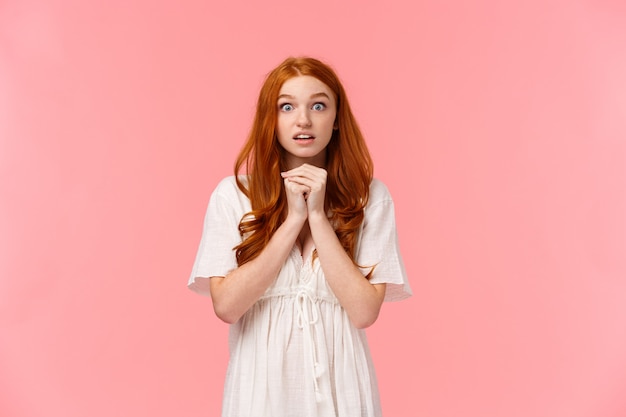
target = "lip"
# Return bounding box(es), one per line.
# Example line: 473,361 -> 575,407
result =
293,131 -> 315,140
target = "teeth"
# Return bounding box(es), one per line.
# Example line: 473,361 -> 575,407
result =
295,135 -> 312,139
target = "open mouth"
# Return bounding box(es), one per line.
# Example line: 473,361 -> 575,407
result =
294,134 -> 315,141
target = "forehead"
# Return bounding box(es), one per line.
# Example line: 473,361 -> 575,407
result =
278,75 -> 334,98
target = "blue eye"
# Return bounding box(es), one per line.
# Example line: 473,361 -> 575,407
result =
312,103 -> 326,111
280,103 -> 294,111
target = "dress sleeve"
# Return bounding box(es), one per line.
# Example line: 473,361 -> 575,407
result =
356,181 -> 412,302
187,178 -> 243,297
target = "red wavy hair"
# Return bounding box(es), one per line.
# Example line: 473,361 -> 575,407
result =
234,56 -> 374,267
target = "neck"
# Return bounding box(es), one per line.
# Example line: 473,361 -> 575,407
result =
285,153 -> 327,170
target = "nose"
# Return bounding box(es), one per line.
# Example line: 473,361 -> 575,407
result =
296,109 -> 312,127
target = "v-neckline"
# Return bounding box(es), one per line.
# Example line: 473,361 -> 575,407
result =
295,241 -> 315,265
296,221 -> 315,266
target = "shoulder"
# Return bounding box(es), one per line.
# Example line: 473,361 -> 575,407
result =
211,175 -> 247,199
207,175 -> 251,213
367,178 -> 394,208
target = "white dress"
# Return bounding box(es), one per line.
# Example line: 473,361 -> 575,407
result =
188,176 -> 412,417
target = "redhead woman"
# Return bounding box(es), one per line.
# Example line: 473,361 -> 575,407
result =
188,56 -> 412,417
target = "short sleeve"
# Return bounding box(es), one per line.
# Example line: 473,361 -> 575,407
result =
356,179 -> 412,302
187,177 -> 247,297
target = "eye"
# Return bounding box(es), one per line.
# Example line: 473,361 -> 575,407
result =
312,103 -> 326,111
279,103 -> 294,112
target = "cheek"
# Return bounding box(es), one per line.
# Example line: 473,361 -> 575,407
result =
323,115 -> 337,133
276,118 -> 289,138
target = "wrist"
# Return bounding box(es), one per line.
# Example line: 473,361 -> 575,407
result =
307,211 -> 330,226
283,212 -> 307,228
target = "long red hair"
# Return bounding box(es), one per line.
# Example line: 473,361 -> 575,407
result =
234,56 -> 374,267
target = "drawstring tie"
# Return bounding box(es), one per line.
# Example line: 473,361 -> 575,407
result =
296,289 -> 324,402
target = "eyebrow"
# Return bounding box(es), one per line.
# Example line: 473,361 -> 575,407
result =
277,92 -> 331,100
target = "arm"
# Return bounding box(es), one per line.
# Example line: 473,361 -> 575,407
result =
282,164 -> 386,329
209,178 -> 309,324
309,212 -> 386,329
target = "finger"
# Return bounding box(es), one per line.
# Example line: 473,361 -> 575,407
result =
284,176 -> 315,188
284,178 -> 307,193
282,171 -> 326,186
281,164 -> 326,179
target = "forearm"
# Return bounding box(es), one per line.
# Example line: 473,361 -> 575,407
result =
210,216 -> 304,324
308,212 -> 386,328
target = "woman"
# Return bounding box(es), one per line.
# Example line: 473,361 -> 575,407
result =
188,56 -> 411,417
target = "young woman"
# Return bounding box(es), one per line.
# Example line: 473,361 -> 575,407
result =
188,56 -> 411,417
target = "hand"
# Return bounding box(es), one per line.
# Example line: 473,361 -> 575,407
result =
281,164 -> 327,217
283,174 -> 309,223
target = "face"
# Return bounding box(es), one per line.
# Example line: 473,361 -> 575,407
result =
276,75 -> 337,169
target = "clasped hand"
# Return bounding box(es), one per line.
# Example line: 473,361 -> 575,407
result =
280,164 -> 327,221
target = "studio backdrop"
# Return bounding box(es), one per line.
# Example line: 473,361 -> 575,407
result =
1,1 -> 625,416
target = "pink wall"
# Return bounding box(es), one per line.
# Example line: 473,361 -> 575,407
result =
2,1 -> 625,416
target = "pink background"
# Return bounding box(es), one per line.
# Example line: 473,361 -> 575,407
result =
2,1 -> 626,416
